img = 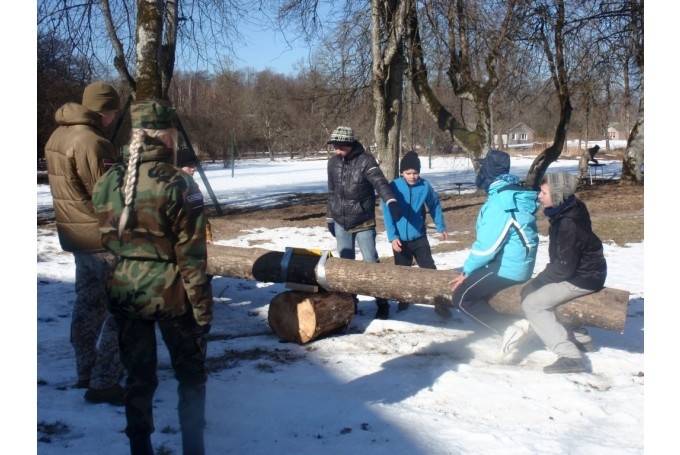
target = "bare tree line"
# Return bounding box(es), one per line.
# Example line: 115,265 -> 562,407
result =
37,0 -> 643,184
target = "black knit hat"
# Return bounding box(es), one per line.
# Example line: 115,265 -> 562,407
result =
400,151 -> 421,173
176,147 -> 198,167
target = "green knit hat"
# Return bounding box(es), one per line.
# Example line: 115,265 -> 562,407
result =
130,100 -> 176,129
82,81 -> 120,113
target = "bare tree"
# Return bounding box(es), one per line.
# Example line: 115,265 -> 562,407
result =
621,0 -> 643,183
524,0 -> 572,188
371,0 -> 410,179
38,0 -> 243,99
406,0 -> 521,165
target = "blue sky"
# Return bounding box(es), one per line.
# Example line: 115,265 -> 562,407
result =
173,7 -> 332,76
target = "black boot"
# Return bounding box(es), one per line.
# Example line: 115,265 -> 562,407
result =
543,357 -> 588,374
352,295 -> 359,315
434,303 -> 452,320
397,301 -> 410,312
129,434 -> 153,455
375,299 -> 389,320
179,383 -> 206,455
84,384 -> 125,406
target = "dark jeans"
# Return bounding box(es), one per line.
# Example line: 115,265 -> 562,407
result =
452,261 -> 521,334
116,311 -> 207,454
393,236 -> 436,270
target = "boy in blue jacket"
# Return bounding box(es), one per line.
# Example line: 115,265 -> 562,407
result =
443,150 -> 539,332
383,151 -> 448,313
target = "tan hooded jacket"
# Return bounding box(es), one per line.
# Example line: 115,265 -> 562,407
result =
45,103 -> 118,253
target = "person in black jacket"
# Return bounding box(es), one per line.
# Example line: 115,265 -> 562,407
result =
512,172 -> 606,374
325,126 -> 402,319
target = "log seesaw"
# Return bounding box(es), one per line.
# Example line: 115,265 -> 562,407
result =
207,244 -> 630,344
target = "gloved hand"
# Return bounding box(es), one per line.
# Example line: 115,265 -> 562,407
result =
387,200 -> 402,221
327,219 -> 336,237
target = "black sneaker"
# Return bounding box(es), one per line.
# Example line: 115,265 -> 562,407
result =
574,339 -> 596,353
543,357 -> 587,374
73,379 -> 90,389
375,301 -> 390,320
397,301 -> 410,312
434,303 -> 452,320
84,384 -> 125,406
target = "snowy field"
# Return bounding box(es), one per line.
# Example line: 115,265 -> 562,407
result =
37,155 -> 622,217
37,231 -> 643,453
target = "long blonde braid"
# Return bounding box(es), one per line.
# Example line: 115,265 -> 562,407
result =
118,128 -> 145,237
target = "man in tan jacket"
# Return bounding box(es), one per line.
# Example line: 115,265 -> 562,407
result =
45,81 -> 124,405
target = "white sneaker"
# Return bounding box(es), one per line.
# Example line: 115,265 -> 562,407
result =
500,319 -> 533,359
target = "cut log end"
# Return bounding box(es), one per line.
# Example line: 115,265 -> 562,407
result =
268,291 -> 355,344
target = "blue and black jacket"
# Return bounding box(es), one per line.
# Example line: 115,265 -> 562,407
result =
463,174 -> 539,282
382,176 -> 446,242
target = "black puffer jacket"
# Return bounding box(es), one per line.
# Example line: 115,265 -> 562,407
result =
534,197 -> 607,290
327,143 -> 396,230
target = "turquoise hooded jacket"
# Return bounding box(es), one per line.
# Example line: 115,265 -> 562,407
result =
382,176 -> 446,242
463,175 -> 539,281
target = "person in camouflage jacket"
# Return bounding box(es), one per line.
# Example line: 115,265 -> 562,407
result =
92,100 -> 212,455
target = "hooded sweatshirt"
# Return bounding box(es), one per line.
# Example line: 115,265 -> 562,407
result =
45,103 -> 118,253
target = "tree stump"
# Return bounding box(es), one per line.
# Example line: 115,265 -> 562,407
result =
268,291 -> 355,344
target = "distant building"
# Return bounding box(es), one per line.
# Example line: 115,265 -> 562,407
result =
607,123 -> 629,140
507,122 -> 535,145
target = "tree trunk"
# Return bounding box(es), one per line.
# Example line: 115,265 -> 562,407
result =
622,78 -> 644,183
135,0 -> 163,100
207,244 -> 630,331
371,0 -> 408,180
268,291 -> 355,344
525,97 -> 572,188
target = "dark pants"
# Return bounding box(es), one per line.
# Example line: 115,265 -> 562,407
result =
393,236 -> 436,270
116,311 -> 207,454
452,261 -> 521,334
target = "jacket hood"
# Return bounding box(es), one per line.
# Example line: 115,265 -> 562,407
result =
476,149 -> 511,191
54,102 -> 103,130
344,142 -> 365,160
489,175 -> 538,214
122,143 -> 173,164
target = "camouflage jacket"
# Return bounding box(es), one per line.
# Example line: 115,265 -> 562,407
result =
92,142 -> 213,325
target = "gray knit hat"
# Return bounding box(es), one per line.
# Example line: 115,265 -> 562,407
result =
327,126 -> 357,145
544,172 -> 579,205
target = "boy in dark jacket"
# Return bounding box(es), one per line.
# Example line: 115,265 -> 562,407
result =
517,172 -> 607,374
383,151 -> 448,311
325,126 -> 402,319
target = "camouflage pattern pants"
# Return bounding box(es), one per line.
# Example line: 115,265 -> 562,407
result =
72,251 -> 123,389
116,311 -> 208,449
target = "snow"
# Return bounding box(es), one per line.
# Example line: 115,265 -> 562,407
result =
36,155 -> 623,215
38,219 -> 643,453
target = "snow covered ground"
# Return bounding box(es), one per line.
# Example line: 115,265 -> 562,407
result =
37,218 -> 643,453
37,155 -> 623,216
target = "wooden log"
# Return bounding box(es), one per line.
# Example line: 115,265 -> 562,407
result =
207,244 -> 629,331
268,291 -> 355,344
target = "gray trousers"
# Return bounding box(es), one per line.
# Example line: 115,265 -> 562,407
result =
521,280 -> 593,359
72,252 -> 123,389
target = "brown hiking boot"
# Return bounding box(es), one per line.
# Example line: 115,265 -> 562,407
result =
84,384 -> 125,406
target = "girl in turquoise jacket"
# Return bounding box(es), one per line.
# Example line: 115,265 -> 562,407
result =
440,150 -> 539,333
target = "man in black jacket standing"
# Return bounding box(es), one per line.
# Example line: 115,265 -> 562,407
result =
513,172 -> 607,374
325,126 -> 402,319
